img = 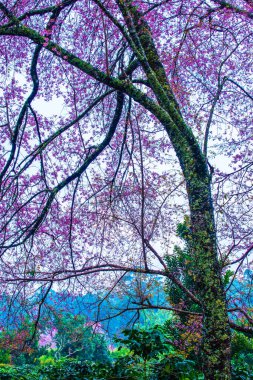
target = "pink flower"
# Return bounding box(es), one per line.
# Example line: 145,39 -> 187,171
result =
85,321 -> 104,334
39,328 -> 57,349
108,344 -> 116,352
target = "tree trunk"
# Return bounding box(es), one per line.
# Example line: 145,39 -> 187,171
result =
187,173 -> 231,379
154,99 -> 232,378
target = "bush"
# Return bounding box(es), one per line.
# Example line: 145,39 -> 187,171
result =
232,353 -> 253,380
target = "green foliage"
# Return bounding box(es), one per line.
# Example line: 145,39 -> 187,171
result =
37,359 -> 93,380
0,359 -> 147,380
155,354 -> 203,380
0,350 -> 11,364
165,220 -> 201,318
1,330 -> 252,380
232,331 -> 253,356
139,309 -> 174,329
0,312 -> 111,373
37,354 -> 55,366
165,243 -> 202,340
1,306 -> 253,379
0,360 -> 93,380
51,313 -> 110,363
231,332 -> 253,379
0,364 -> 40,380
176,216 -> 192,241
106,354 -> 142,379
109,346 -> 131,359
114,325 -> 172,360
223,270 -> 234,287
113,325 -> 203,379
232,354 -> 253,380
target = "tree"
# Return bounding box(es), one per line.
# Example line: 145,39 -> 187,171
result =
0,317 -> 40,365
0,0 -> 252,378
50,313 -> 109,362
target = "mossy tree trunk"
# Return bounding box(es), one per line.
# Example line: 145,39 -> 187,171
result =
185,163 -> 231,379
161,105 -> 232,378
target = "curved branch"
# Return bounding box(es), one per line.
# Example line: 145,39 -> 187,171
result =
1,92 -> 125,248
211,0 -> 253,19
225,77 -> 253,102
0,44 -> 42,183
229,321 -> 253,335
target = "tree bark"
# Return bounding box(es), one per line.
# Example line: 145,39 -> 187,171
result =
187,175 -> 231,379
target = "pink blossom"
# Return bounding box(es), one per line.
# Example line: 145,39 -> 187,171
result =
39,328 -> 57,349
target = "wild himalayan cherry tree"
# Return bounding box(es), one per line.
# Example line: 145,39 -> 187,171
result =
0,0 -> 252,378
